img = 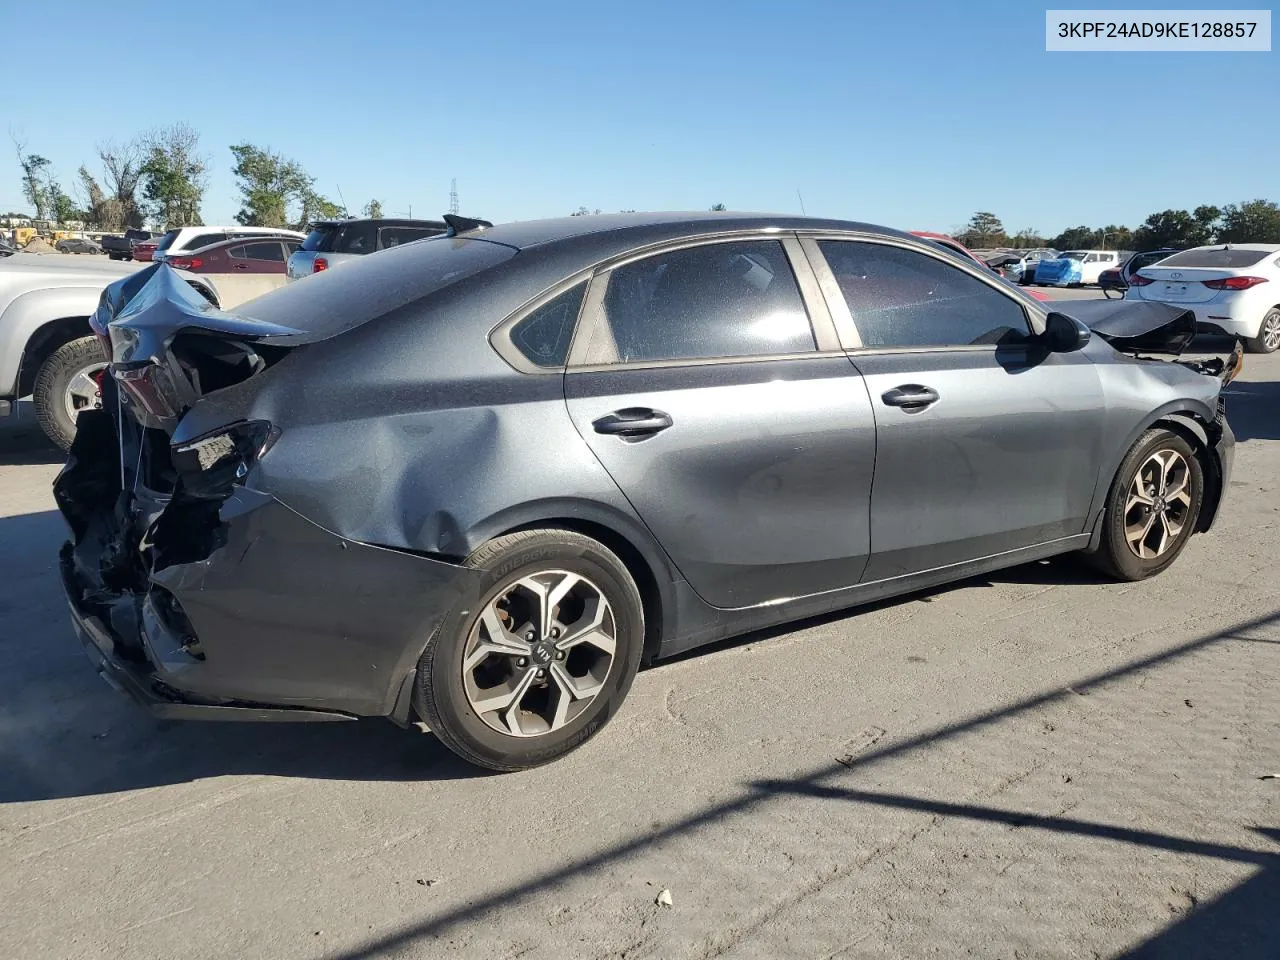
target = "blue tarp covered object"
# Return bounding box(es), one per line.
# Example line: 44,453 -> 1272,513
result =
1033,256 -> 1084,286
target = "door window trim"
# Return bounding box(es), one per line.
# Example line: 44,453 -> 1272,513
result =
566,233 -> 840,371
797,232 -> 1048,353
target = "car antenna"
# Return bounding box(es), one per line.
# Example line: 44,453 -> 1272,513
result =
335,184 -> 350,218
443,214 -> 493,236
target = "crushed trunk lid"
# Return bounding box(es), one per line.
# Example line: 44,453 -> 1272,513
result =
93,264 -> 303,433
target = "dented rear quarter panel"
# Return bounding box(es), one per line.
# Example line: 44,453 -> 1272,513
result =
171,250 -> 684,590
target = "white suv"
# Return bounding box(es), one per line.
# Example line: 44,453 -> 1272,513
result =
153,226 -> 305,262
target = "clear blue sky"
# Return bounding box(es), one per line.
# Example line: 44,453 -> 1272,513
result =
1,1 -> 1275,234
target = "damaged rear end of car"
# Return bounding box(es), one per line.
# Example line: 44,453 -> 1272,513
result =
54,264 -> 482,723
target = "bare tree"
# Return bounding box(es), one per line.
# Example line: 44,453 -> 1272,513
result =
12,135 -> 51,220
97,138 -> 146,228
78,165 -> 123,231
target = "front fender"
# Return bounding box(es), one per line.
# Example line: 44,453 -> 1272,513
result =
0,287 -> 103,397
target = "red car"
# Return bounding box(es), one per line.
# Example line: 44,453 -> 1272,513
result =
131,239 -> 159,262
163,235 -> 301,309
910,231 -> 1051,302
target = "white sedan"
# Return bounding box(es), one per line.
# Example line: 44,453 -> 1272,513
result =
1126,243 -> 1280,353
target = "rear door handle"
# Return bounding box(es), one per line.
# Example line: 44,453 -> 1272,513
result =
592,408 -> 673,439
881,384 -> 939,412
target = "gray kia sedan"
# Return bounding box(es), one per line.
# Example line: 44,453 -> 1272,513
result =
56,212 -> 1238,771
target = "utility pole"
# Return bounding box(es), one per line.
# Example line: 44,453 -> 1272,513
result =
449,178 -> 460,216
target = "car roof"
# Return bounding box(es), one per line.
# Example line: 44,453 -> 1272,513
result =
186,235 -> 299,253
1184,242 -> 1280,252
464,211 -> 914,252
310,218 -> 448,229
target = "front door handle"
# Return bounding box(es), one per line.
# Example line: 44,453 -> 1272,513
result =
881,384 -> 939,412
592,408 -> 673,439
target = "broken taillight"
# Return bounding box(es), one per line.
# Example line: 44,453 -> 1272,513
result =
113,363 -> 180,419
171,420 -> 278,498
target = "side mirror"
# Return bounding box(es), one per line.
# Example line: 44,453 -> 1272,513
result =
1042,311 -> 1091,352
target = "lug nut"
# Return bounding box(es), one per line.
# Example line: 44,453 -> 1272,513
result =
550,628 -> 560,638
554,651 -> 565,660
525,630 -> 535,641
517,657 -> 527,667
536,669 -> 546,679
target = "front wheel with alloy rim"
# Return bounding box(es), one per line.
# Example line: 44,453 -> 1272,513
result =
33,336 -> 108,452
413,529 -> 645,771
1246,308 -> 1280,354
1089,428 -> 1204,581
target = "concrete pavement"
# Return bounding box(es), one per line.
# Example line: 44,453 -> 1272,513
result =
0,318 -> 1276,959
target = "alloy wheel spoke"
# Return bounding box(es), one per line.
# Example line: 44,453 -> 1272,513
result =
1161,509 -> 1185,540
554,594 -> 612,653
1126,512 -> 1158,557
462,605 -> 529,671
1125,486 -> 1155,512
548,661 -> 604,731
471,667 -> 538,720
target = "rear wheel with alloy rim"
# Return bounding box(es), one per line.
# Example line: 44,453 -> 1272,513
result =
1246,308 -> 1280,354
413,529 -> 644,771
1089,428 -> 1204,581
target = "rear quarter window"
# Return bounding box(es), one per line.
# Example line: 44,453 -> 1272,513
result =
301,226 -> 338,252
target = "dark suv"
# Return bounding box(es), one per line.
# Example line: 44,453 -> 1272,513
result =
286,217 -> 447,280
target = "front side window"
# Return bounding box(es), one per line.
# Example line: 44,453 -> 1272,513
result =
510,283 -> 586,368
817,241 -> 1031,348
592,240 -> 814,364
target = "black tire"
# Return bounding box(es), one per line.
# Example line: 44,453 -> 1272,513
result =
33,336 -> 106,452
1088,428 -> 1204,581
413,529 -> 645,771
107,252 -> 123,261
1244,308 -> 1280,354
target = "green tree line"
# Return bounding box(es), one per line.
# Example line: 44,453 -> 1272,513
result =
956,202 -> 1280,251
11,131 -> 379,233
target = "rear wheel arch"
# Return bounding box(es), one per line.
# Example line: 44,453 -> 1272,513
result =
490,514 -> 672,664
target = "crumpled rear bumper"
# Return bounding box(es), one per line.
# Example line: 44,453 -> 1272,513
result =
55,409 -> 482,722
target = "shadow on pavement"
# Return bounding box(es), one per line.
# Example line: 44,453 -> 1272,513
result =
317,608 -> 1280,960
0,400 -> 64,466
1115,836 -> 1279,958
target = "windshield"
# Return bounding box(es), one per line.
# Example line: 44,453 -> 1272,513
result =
1157,247 -> 1272,268
301,225 -> 339,252
154,229 -> 181,253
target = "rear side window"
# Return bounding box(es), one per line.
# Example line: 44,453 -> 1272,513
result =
590,240 -> 814,364
301,226 -> 338,252
818,241 -> 1030,348
1158,247 -> 1271,268
379,226 -> 443,248
510,283 -> 586,368
334,221 -> 376,254
235,244 -> 288,263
